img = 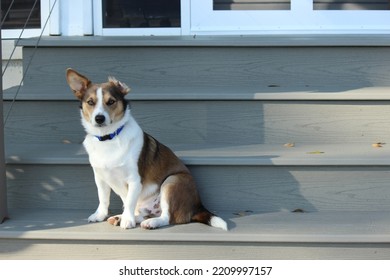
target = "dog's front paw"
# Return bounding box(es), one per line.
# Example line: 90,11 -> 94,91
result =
120,212 -> 136,229
88,211 -> 107,223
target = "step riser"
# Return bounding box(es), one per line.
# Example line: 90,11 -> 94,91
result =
1,239 -> 389,259
20,46 -> 390,92
6,165 -> 390,212
4,100 -> 390,145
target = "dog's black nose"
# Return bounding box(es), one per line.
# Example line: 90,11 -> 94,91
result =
95,115 -> 106,124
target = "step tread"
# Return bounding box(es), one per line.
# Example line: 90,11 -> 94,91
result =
17,35 -> 390,47
5,143 -> 390,166
1,209 -> 390,243
4,86 -> 390,101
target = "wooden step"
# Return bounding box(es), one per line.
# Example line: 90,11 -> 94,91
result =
4,99 -> 390,146
5,143 -> 390,212
13,36 -> 390,98
1,208 -> 390,259
4,85 -> 390,101
16,34 -> 390,47
6,143 -> 390,166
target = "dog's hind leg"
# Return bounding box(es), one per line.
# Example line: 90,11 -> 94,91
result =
140,206 -> 169,229
140,173 -> 196,229
140,185 -> 170,229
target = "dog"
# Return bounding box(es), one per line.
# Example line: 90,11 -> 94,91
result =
66,69 -> 227,230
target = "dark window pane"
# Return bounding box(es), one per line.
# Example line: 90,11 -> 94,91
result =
1,0 -> 41,29
314,0 -> 390,10
103,0 -> 181,28
213,0 -> 291,11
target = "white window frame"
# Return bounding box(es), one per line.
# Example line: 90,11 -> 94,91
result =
1,0 -> 58,39
191,0 -> 390,35
93,0 -> 190,36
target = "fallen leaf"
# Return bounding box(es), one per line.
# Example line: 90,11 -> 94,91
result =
306,150 -> 324,154
284,143 -> 295,148
233,210 -> 254,217
62,139 -> 72,144
372,142 -> 385,148
292,208 -> 305,213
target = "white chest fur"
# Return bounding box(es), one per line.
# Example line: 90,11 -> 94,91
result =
84,117 -> 143,168
83,116 -> 144,195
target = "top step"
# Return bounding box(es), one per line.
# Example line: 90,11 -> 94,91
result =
16,35 -> 390,47
5,35 -> 390,102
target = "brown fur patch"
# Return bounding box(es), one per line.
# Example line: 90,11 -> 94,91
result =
138,133 -> 206,224
80,87 -> 98,123
101,86 -> 126,123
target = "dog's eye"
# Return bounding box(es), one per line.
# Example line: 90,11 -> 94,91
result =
107,99 -> 116,106
87,99 -> 95,106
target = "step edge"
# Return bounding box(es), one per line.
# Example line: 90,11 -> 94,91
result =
4,88 -> 390,101
2,210 -> 390,244
5,143 -> 390,166
17,35 -> 390,48
1,230 -> 389,244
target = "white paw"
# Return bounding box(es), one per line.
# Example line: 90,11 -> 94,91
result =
120,212 -> 136,229
141,217 -> 169,230
88,211 -> 107,223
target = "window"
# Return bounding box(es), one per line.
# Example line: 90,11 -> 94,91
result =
1,0 -> 51,38
1,0 -> 41,29
95,0 -> 181,35
313,0 -> 390,10
191,0 -> 390,35
103,0 -> 180,28
213,0 -> 291,10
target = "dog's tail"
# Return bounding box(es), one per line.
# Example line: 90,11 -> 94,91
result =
191,205 -> 228,231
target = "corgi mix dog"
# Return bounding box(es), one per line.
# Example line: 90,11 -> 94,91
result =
66,69 -> 227,230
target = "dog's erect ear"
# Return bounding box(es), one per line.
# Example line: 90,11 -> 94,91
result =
108,76 -> 130,96
66,68 -> 91,100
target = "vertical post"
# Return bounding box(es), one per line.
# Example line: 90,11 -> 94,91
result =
0,1 -> 9,223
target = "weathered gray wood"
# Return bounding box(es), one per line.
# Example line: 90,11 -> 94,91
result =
17,35 -> 390,47
4,100 -> 390,145
5,143 -> 390,212
6,143 -> 390,166
7,164 -> 390,212
4,35 -> 390,258
1,209 -> 390,259
17,45 -> 390,95
5,85 -> 390,101
2,239 -> 390,259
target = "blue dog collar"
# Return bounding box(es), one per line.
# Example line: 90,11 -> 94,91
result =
95,125 -> 125,141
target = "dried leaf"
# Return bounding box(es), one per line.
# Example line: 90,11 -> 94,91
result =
62,139 -> 72,144
372,142 -> 385,148
306,150 -> 324,154
284,143 -> 295,148
233,210 -> 253,217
